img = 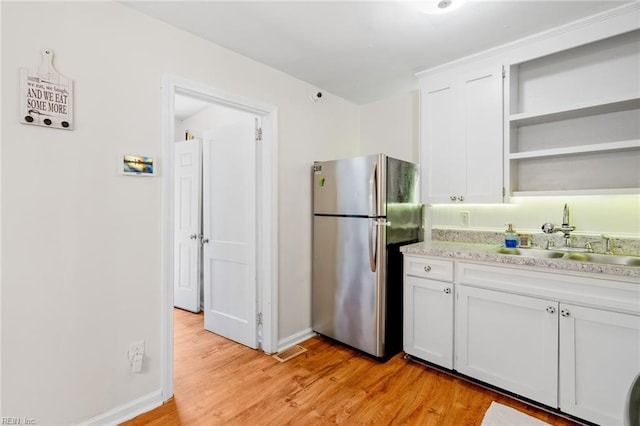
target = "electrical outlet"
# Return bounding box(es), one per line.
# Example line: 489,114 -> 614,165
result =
128,340 -> 145,373
128,340 -> 145,360
460,211 -> 470,227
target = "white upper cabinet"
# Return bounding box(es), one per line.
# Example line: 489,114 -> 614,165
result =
417,4 -> 640,199
420,65 -> 504,204
506,29 -> 640,196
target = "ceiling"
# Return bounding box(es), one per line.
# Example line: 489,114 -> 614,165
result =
124,1 -> 630,105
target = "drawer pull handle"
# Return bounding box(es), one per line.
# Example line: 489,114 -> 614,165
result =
443,288 -> 451,294
561,309 -> 571,317
546,306 -> 556,314
424,266 -> 432,272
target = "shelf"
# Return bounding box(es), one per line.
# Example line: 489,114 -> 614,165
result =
510,95 -> 640,126
509,139 -> 640,160
512,188 -> 640,197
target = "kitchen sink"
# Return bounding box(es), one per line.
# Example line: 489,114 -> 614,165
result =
565,252 -> 640,267
495,247 -> 565,259
496,247 -> 640,267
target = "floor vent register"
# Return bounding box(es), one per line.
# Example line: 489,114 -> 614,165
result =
273,345 -> 308,363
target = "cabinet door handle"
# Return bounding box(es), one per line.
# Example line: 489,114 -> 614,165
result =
450,196 -> 457,201
423,265 -> 432,272
560,309 -> 571,317
457,195 -> 464,202
189,233 -> 199,240
546,306 -> 556,314
201,238 -> 209,245
443,288 -> 451,294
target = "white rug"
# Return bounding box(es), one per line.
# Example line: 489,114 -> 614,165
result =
481,402 -> 552,426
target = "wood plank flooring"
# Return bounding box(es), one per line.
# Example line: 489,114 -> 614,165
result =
122,309 -> 579,425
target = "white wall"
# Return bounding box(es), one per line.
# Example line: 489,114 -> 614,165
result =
1,2 -> 359,423
0,1 -> 3,416
359,90 -> 418,163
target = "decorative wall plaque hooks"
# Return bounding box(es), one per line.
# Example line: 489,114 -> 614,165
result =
19,49 -> 74,130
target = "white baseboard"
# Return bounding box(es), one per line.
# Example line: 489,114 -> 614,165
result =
82,389 -> 163,426
277,328 -> 316,352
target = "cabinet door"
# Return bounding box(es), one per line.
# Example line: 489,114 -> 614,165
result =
421,80 -> 465,203
559,304 -> 640,425
420,65 -> 503,204
404,275 -> 454,369
460,66 -> 504,203
455,285 -> 558,407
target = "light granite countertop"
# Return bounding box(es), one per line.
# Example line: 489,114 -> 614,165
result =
401,240 -> 640,280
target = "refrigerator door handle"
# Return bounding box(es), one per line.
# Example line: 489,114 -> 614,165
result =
369,161 -> 377,217
368,159 -> 379,272
368,218 -> 377,272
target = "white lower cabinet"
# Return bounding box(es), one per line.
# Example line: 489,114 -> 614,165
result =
455,285 -> 559,407
559,303 -> 640,425
403,256 -> 454,369
403,254 -> 640,425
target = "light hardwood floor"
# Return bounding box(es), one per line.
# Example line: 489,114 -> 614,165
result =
122,309 -> 578,425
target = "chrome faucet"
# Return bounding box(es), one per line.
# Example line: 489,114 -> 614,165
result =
541,203 -> 576,247
562,203 -> 570,228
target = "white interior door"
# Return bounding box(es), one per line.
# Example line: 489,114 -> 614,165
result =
203,117 -> 257,349
173,140 -> 202,313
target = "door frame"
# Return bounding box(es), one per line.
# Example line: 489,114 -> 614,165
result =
160,74 -> 279,402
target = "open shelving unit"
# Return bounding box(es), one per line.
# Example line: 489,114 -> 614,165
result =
506,29 -> 640,196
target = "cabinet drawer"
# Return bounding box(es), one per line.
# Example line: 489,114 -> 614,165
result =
404,255 -> 454,281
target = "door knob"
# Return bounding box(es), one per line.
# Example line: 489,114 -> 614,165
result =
424,265 -> 432,272
189,233 -> 198,240
546,306 -> 556,314
560,309 -> 571,317
443,288 -> 451,294
201,238 -> 209,245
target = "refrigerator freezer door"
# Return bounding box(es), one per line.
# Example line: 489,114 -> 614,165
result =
313,154 -> 384,217
312,215 -> 387,357
386,157 -> 420,205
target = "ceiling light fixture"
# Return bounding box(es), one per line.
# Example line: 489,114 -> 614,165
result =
414,0 -> 469,15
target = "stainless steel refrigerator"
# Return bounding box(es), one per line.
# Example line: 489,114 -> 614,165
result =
312,154 -> 422,358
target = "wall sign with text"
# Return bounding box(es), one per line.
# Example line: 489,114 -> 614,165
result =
19,49 -> 74,130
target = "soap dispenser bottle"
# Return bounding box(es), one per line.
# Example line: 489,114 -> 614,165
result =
505,224 -> 518,248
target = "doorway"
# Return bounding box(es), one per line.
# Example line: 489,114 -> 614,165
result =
161,75 -> 278,402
